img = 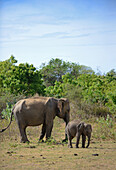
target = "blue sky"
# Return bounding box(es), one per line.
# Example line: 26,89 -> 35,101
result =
0,0 -> 116,73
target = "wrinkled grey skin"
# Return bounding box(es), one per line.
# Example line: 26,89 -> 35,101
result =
0,97 -> 70,143
66,120 -> 92,148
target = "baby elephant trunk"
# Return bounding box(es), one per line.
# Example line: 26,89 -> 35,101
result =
86,135 -> 91,148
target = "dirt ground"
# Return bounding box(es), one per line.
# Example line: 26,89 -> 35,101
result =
0,118 -> 116,170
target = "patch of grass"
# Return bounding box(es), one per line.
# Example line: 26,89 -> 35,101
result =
45,137 -> 57,145
9,143 -> 19,148
0,116 -> 116,169
1,141 -> 116,170
93,115 -> 116,140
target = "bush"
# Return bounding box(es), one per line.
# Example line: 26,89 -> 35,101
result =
64,84 -> 111,119
1,103 -> 13,121
93,115 -> 116,140
0,92 -> 25,119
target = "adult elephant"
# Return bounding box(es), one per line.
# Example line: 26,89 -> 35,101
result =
0,97 -> 70,143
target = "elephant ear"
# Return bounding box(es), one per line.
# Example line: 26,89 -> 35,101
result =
58,99 -> 64,114
57,98 -> 70,120
77,122 -> 84,132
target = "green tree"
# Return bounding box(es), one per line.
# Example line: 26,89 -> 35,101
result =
40,58 -> 71,86
0,56 -> 17,93
45,71 -> 116,115
0,56 -> 45,96
106,69 -> 116,77
70,63 -> 94,78
40,58 -> 94,87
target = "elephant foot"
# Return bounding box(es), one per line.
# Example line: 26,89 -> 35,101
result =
68,145 -> 73,148
76,146 -> 79,148
20,139 -> 30,143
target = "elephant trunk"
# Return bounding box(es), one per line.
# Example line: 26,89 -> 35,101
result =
63,112 -> 70,142
64,112 -> 70,126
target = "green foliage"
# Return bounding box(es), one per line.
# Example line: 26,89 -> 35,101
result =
0,92 -> 25,116
0,56 -> 116,119
97,114 -> 113,128
45,137 -> 57,145
0,56 -> 17,91
94,115 -> 116,140
6,63 -> 45,96
1,103 -> 13,121
0,56 -> 45,119
45,69 -> 116,116
40,58 -> 94,87
45,81 -> 65,98
0,56 -> 45,96
40,58 -> 71,86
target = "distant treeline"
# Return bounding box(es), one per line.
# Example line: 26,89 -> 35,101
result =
0,56 -> 116,116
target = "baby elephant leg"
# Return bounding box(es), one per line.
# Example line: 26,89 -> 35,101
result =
76,134 -> 81,148
82,134 -> 86,148
67,134 -> 73,148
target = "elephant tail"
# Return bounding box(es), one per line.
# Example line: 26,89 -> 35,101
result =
0,108 -> 14,133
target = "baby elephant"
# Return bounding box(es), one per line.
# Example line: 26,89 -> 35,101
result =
66,120 -> 92,148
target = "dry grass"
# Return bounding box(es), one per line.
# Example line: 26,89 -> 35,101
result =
0,118 -> 116,170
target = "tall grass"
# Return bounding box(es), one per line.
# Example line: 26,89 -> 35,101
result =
0,92 -> 25,113
93,115 -> 116,140
1,103 -> 13,121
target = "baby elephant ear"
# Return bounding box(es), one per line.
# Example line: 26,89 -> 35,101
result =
77,122 -> 84,131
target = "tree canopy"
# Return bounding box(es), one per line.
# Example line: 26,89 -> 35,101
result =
0,56 -> 45,96
0,56 -> 116,116
40,58 -> 94,86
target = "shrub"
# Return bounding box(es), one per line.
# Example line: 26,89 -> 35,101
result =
94,115 -> 116,140
1,103 -> 13,121
0,92 -> 25,119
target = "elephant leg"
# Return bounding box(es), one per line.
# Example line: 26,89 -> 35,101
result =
15,114 -> 29,143
18,126 -> 29,143
39,123 -> 46,141
17,120 -> 29,143
68,136 -> 73,148
76,134 -> 81,148
46,123 -> 53,140
82,134 -> 86,148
